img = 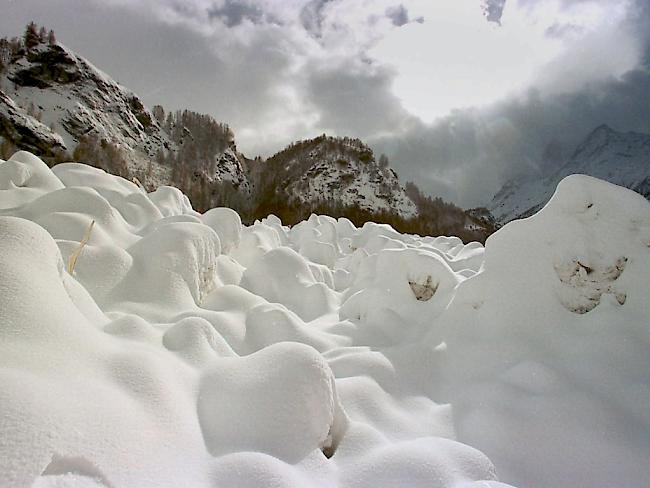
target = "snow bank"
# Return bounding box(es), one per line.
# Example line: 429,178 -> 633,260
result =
1,153 -> 649,488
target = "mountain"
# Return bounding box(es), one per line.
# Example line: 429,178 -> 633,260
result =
0,24 -> 492,241
0,34 -> 170,167
0,28 -> 250,204
490,124 -> 650,224
252,135 -> 417,219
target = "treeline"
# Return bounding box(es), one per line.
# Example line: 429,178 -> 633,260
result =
73,135 -> 130,179
152,106 -> 248,212
404,181 -> 493,239
249,191 -> 490,242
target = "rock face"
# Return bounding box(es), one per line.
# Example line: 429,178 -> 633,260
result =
0,37 -> 254,200
490,124 -> 650,224
1,41 -> 170,160
255,135 -> 418,219
0,89 -> 66,158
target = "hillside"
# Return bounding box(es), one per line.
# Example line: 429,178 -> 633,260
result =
255,135 -> 417,219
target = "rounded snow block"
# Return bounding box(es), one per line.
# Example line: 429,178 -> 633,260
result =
124,222 -> 221,308
19,186 -> 138,249
299,239 -> 337,268
197,342 -> 348,462
56,240 -> 133,306
0,152 -> 64,209
240,247 -> 338,321
201,207 -> 242,255
340,248 -> 459,332
163,316 -> 236,364
243,303 -> 335,354
52,164 -> 163,228
340,437 -> 498,488
209,452 -> 311,488
148,185 -> 196,217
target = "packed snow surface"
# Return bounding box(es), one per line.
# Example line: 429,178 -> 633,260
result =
1,152 -> 650,488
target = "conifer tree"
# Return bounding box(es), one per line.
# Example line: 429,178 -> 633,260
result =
24,22 -> 40,50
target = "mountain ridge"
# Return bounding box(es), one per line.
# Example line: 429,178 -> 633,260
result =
490,123 -> 650,224
0,23 -> 492,241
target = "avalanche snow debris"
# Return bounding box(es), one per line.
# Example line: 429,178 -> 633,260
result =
1,153 -> 650,488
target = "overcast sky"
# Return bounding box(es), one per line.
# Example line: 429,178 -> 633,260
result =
2,0 -> 650,207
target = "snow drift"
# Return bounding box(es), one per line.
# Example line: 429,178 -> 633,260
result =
1,151 -> 649,488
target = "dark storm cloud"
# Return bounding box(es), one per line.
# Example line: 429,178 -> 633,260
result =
370,67 -> 650,206
481,0 -> 506,24
544,22 -> 584,39
385,5 -> 409,27
305,60 -> 409,136
207,1 -> 267,27
299,0 -> 332,38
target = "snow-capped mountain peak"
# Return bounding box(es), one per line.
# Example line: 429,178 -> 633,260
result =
490,124 -> 650,224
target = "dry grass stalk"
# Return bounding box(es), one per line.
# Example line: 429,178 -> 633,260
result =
67,219 -> 95,275
132,176 -> 145,191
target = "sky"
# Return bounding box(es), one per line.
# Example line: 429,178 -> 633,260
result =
2,0 -> 650,207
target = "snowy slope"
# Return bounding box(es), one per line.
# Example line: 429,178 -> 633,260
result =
2,150 -> 650,488
0,88 -> 66,157
260,135 -> 418,218
490,124 -> 650,223
0,38 -> 252,196
211,146 -> 250,189
2,41 -> 170,158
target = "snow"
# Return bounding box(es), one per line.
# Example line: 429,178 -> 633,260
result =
0,90 -> 67,155
1,152 -> 650,488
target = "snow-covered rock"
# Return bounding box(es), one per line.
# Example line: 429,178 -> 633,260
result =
2,151 -> 650,488
2,41 -> 170,160
256,135 -> 418,219
0,89 -> 67,157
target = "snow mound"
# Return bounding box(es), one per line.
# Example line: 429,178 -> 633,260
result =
437,175 -> 650,487
2,153 -> 650,488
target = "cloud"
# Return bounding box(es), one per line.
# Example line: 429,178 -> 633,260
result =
1,0 -> 649,208
369,0 -> 643,122
385,5 -> 409,27
304,58 -> 409,136
370,66 -> 650,207
207,1 -> 267,27
482,0 -> 507,24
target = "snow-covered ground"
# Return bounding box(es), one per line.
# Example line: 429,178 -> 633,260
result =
1,151 -> 649,488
